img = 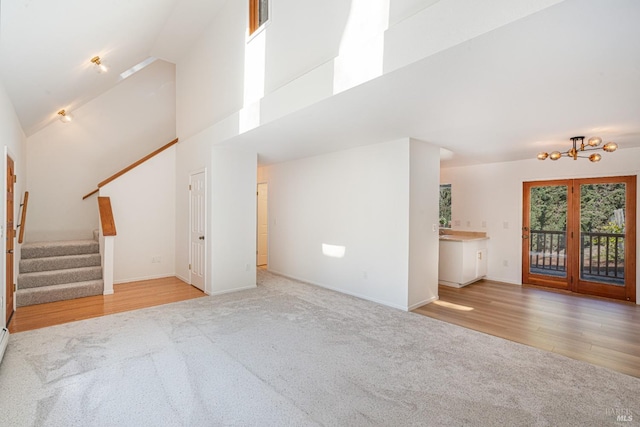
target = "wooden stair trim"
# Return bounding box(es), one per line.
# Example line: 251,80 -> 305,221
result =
82,138 -> 179,200
98,138 -> 178,188
98,197 -> 117,236
82,189 -> 99,200
18,191 -> 29,244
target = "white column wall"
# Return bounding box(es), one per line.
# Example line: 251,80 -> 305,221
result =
408,139 -> 440,309
209,145 -> 257,295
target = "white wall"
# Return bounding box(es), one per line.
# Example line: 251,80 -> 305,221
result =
99,146 -> 176,284
26,60 -> 176,242
175,0 -> 245,141
0,80 -> 26,327
209,145 -> 257,295
175,130 -> 213,285
264,139 -> 415,310
176,0 -> 562,142
441,147 -> 640,302
408,139 -> 440,309
174,0 -> 568,307
383,0 -> 564,73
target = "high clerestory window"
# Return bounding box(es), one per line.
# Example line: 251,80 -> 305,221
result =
249,0 -> 270,35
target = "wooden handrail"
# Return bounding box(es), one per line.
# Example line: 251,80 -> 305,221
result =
82,138 -> 179,200
99,138 -> 178,188
98,197 -> 117,236
18,191 -> 29,244
82,189 -> 99,200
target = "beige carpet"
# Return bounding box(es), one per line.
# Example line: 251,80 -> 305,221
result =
0,270 -> 637,426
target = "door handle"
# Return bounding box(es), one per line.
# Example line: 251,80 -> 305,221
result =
7,249 -> 13,254
199,236 -> 205,240
522,235 -> 529,239
522,226 -> 529,231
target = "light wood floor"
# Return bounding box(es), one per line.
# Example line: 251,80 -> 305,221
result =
8,276 -> 205,333
413,280 -> 640,378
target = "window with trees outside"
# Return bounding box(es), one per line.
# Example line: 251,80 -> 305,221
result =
249,0 -> 269,35
440,184 -> 452,228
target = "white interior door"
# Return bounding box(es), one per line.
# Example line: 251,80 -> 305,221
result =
190,172 -> 206,291
257,183 -> 268,266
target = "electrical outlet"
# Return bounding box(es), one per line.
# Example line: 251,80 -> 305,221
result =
503,260 -> 509,267
245,263 -> 250,271
363,271 -> 368,279
503,221 -> 509,229
481,221 -> 487,228
151,256 -> 162,263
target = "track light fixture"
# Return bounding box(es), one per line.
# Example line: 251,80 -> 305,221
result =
537,136 -> 617,162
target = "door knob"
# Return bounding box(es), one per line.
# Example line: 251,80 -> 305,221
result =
7,249 -> 13,254
199,236 -> 205,240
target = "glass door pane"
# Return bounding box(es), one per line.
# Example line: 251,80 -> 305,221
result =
523,181 -> 572,290
579,183 -> 626,286
529,185 -> 568,279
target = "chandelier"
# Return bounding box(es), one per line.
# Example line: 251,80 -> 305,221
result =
537,136 -> 617,162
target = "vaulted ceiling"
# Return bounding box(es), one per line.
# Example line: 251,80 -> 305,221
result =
0,0 -> 226,136
2,0 -> 639,167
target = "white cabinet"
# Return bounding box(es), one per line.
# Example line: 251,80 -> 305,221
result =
439,238 -> 488,288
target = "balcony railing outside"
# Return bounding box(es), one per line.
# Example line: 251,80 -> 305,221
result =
580,231 -> 625,285
529,230 -> 625,286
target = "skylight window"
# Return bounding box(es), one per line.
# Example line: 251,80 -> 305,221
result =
119,57 -> 158,81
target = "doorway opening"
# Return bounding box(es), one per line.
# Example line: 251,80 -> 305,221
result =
522,176 -> 636,301
257,183 -> 268,267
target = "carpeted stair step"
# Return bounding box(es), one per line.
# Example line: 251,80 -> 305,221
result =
16,280 -> 104,307
21,240 -> 99,259
18,266 -> 102,290
19,253 -> 102,273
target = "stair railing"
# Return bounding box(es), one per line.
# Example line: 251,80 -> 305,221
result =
17,191 -> 29,244
83,138 -> 179,200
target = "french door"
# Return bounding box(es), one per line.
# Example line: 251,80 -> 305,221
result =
522,176 -> 636,302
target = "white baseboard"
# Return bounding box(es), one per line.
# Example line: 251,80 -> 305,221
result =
175,274 -> 190,284
408,295 -> 439,311
0,327 -> 9,365
268,269 -> 411,311
114,274 -> 176,285
208,285 -> 256,296
485,276 -> 522,286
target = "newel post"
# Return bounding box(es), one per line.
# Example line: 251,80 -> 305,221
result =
97,197 -> 117,295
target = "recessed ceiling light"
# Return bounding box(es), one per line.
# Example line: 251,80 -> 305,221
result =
120,57 -> 157,80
